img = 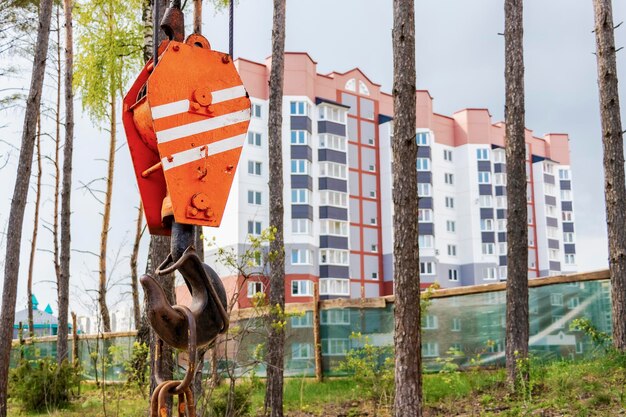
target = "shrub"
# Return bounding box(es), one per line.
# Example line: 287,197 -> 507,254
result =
339,332 -> 394,406
205,381 -> 253,417
9,358 -> 81,412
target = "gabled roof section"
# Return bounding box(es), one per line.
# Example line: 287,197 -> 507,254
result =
327,67 -> 382,88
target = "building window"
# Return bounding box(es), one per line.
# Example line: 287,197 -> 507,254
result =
247,221 -> 262,236
493,150 -> 506,163
291,159 -> 310,175
420,262 -> 435,275
320,279 -> 349,296
319,106 -> 346,123
291,189 -> 310,204
291,343 -> 313,360
445,196 -> 454,209
418,183 -> 432,197
550,293 -> 563,306
319,134 -> 347,151
418,209 -> 433,223
479,195 -> 493,207
476,148 -> 490,160
565,254 -> 576,265
443,149 -> 453,162
496,196 -> 507,209
320,190 -> 348,207
423,315 -> 438,329
567,297 -> 580,309
291,312 -> 313,328
499,242 -> 507,254
416,158 -> 430,171
551,315 -> 564,329
499,266 -> 507,280
322,338 -> 349,356
544,162 -> 554,173
247,190 -> 262,205
477,171 -> 491,184
528,233 -> 535,247
448,268 -> 459,281
292,280 -> 313,296
482,243 -> 495,255
247,131 -> 262,146
562,211 -> 573,222
248,160 -> 262,176
447,244 -> 457,256
480,219 -> 494,231
494,173 -> 506,186
483,267 -> 497,280
292,219 -> 312,235
321,310 -> 350,325
247,281 -> 264,298
497,219 -> 507,231
451,317 -> 461,332
252,103 -> 261,118
290,101 -> 308,116
559,169 -> 570,180
445,173 -> 454,185
547,226 -> 559,238
291,249 -> 312,265
560,189 -> 572,201
371,244 -> 378,252
563,232 -> 575,243
419,235 -> 434,249
320,249 -> 349,265
371,272 -> 378,279
290,130 -> 309,145
369,190 -> 377,198
320,220 -> 348,236
319,161 -> 347,179
423,342 -> 439,358
416,132 -> 430,146
549,249 -> 560,260
446,220 -> 456,233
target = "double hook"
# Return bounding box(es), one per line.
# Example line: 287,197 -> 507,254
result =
142,223 -> 229,416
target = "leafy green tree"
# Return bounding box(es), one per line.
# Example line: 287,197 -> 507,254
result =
74,0 -> 143,332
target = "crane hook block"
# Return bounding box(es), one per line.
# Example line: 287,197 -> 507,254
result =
122,35 -> 251,236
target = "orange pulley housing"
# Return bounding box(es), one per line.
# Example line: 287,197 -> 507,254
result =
123,34 -> 251,235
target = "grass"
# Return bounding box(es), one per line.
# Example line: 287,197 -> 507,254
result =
7,353 -> 626,416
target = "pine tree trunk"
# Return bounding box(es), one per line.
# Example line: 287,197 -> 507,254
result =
193,0 -> 201,34
53,4 -> 62,292
147,235 -> 175,417
130,203 -> 143,331
57,0 -> 74,367
27,116 -> 43,339
392,1 -> 421,415
0,0 -> 54,414
504,0 -> 529,389
592,0 -> 626,351
264,1 -> 286,416
142,3 -> 175,416
99,85 -> 116,333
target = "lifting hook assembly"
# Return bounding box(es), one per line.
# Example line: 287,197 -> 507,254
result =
122,0 -> 251,414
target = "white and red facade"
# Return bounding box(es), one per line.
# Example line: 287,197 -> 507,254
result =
204,53 -> 577,308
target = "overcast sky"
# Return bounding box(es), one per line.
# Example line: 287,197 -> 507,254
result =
0,0 -> 625,317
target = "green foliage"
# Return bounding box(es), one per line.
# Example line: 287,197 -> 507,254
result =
74,0 -> 143,122
124,342 -> 149,397
205,382 -> 253,417
570,318 -> 612,352
9,358 -> 81,412
338,332 -> 394,406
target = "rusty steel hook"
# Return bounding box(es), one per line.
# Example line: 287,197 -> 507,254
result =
141,224 -> 229,350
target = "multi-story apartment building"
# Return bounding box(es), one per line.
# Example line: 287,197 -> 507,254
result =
205,52 -> 577,308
